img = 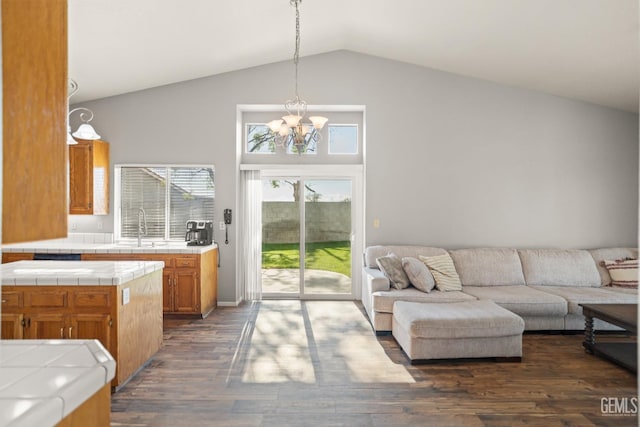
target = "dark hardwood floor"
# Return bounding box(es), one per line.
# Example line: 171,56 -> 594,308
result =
110,301 -> 638,427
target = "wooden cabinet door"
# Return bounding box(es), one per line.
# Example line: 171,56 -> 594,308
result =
68,140 -> 109,215
28,313 -> 67,339
70,314 -> 112,353
162,270 -> 173,312
2,0 -> 68,244
1,313 -> 24,339
69,143 -> 93,214
173,270 -> 199,313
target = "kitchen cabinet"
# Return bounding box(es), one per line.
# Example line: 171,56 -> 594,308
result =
82,249 -> 218,317
69,139 -> 110,215
3,288 -> 114,354
2,0 -> 68,243
2,253 -> 35,263
172,269 -> 199,313
27,312 -> 112,345
0,313 -> 24,339
1,266 -> 163,389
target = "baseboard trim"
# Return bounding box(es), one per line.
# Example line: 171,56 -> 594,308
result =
217,299 -> 242,307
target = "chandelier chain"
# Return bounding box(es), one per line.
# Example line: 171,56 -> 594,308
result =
293,0 -> 300,100
263,0 -> 326,154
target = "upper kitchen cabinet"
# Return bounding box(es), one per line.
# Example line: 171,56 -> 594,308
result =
2,0 -> 68,243
69,139 -> 110,215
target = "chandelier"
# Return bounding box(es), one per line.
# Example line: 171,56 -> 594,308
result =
266,0 -> 327,154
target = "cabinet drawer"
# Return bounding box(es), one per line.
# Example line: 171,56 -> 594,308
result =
72,290 -> 112,308
82,253 -> 149,262
1,291 -> 23,308
25,290 -> 68,308
83,253 -> 174,268
148,255 -> 174,268
2,253 -> 34,263
174,256 -> 197,268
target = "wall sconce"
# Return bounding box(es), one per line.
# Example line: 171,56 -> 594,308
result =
67,79 -> 100,144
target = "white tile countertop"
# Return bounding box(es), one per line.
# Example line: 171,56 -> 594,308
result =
2,240 -> 218,255
0,340 -> 115,427
0,260 -> 164,286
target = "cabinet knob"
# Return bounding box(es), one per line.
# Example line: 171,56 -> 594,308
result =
1,300 -> 6,303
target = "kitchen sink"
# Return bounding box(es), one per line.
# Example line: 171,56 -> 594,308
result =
111,242 -> 169,248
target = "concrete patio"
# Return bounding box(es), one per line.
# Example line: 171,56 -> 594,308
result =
262,268 -> 351,294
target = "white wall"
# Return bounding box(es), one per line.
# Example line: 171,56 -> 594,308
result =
72,50 -> 639,304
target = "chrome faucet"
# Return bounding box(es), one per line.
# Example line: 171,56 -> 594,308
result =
137,208 -> 147,247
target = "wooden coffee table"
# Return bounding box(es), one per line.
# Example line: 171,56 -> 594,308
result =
580,303 -> 637,373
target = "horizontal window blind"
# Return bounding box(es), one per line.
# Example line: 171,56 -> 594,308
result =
169,167 -> 215,239
118,166 -> 215,240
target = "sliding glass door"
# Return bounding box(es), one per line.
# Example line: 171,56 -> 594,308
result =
303,179 -> 352,296
261,173 -> 358,299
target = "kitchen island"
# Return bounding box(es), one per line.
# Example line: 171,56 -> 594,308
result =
0,339 -> 115,427
0,260 -> 164,389
2,239 -> 218,318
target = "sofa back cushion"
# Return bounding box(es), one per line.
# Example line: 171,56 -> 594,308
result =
588,248 -> 638,286
449,248 -> 525,286
518,249 -> 601,287
364,245 -> 446,269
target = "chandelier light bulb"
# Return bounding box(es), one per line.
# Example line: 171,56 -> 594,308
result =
282,115 -> 302,128
309,116 -> 328,130
267,120 -> 284,133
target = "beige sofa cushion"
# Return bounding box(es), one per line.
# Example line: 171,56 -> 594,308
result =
518,249 -> 601,287
393,300 -> 525,339
372,287 -> 476,313
588,247 -> 638,286
462,285 -> 567,317
450,248 -> 525,286
364,245 -> 446,269
529,285 -> 637,315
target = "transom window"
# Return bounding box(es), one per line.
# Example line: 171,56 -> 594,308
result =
246,124 -> 275,154
115,165 -> 215,241
245,122 -> 357,155
328,124 -> 358,154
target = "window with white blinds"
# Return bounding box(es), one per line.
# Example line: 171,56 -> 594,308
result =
116,165 -> 215,241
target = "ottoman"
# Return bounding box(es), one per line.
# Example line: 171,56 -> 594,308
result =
392,300 -> 525,363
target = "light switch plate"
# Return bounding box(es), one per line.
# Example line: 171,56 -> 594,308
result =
219,221 -> 226,230
122,288 -> 130,305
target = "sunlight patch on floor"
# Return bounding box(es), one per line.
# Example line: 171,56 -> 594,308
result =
237,301 -> 414,384
306,301 -> 415,384
241,302 -> 316,383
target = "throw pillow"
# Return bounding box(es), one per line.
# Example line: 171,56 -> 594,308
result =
602,259 -> 638,288
402,257 -> 436,293
376,253 -> 410,289
419,253 -> 462,291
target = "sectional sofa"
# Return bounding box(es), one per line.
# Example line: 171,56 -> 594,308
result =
362,245 -> 638,334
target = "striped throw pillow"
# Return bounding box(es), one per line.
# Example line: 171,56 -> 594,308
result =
602,259 -> 638,288
419,253 -> 462,291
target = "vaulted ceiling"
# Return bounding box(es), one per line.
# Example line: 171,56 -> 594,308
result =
69,0 -> 639,112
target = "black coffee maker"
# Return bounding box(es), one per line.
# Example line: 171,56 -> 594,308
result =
185,220 -> 214,246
